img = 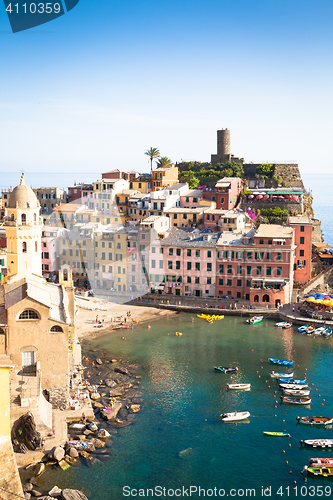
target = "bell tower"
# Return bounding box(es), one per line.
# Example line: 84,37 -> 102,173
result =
4,175 -> 42,283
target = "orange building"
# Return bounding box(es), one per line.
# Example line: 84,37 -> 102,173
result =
288,216 -> 312,283
152,165 -> 179,188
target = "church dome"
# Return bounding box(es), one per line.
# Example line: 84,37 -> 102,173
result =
8,175 -> 39,209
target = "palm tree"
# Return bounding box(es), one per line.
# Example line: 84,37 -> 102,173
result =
145,147 -> 160,177
156,156 -> 172,169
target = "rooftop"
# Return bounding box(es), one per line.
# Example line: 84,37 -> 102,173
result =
255,224 -> 293,239
288,216 -> 312,225
165,207 -> 206,214
182,189 -> 203,197
217,229 -> 255,247
161,228 -> 221,248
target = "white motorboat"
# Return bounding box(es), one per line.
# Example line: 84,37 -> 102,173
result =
283,389 -> 311,397
220,411 -> 250,422
270,371 -> 294,379
227,383 -> 251,390
279,383 -> 308,390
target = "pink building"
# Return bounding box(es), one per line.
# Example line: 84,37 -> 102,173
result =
160,229 -> 219,297
67,184 -> 94,204
288,216 -> 312,283
216,225 -> 294,306
41,226 -> 69,280
180,189 -> 203,208
203,209 -> 248,231
203,177 -> 243,210
102,169 -> 139,181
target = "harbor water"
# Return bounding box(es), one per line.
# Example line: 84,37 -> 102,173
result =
40,315 -> 333,499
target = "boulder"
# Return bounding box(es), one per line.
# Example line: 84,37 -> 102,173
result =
31,490 -> 42,497
96,358 -> 103,365
48,485 -> 62,496
83,429 -> 93,436
23,483 -> 34,492
97,429 -> 110,439
90,392 -> 100,400
122,383 -> 132,389
129,404 -> 140,413
114,366 -> 129,375
111,359 -> 117,363
61,490 -> 89,500
109,388 -> 124,397
93,402 -> 104,409
69,447 -> 79,458
105,380 -> 117,388
85,455 -> 101,467
24,494 -> 31,500
91,438 -> 105,448
100,403 -> 122,421
52,447 -> 65,462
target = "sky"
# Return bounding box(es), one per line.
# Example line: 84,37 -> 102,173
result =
0,0 -> 333,176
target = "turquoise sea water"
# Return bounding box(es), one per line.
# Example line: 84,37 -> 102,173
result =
40,315 -> 333,500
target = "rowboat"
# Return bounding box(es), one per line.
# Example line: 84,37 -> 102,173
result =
270,371 -> 294,379
305,466 -> 333,476
278,378 -> 306,384
281,396 -> 311,404
214,366 -> 238,373
283,389 -> 310,397
220,411 -> 250,422
247,316 -> 263,325
263,431 -> 290,437
227,383 -> 251,390
175,332 -> 182,336
305,326 -> 315,335
323,328 -> 332,338
276,322 -> 288,327
269,358 -> 294,366
296,416 -> 333,426
283,323 -> 292,329
309,458 -> 333,466
313,326 -> 326,336
298,325 -> 308,333
279,383 -> 308,390
300,439 -> 333,448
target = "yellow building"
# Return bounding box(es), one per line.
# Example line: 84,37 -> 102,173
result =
152,165 -> 179,188
129,178 -> 152,194
94,228 -> 128,292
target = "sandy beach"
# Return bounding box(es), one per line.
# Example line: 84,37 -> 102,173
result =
75,296 -> 178,340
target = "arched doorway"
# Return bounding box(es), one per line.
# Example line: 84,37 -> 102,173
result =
254,295 -> 259,302
275,299 -> 281,308
263,294 -> 270,303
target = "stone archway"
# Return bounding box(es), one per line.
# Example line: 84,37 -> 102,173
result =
263,294 -> 270,303
254,295 -> 259,302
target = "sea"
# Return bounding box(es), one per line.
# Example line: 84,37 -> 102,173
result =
7,172 -> 333,499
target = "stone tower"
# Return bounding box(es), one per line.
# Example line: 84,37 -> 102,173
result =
211,128 -> 231,164
4,175 -> 42,283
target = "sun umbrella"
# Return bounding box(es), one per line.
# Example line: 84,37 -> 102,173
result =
248,195 -> 254,199
256,195 -> 263,200
307,297 -> 316,302
263,195 -> 269,200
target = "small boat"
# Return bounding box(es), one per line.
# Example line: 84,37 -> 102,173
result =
323,328 -> 332,337
276,322 -> 288,327
309,458 -> 333,466
263,431 -> 290,437
281,396 -> 311,405
278,378 -> 306,384
305,326 -> 315,335
214,366 -> 238,373
220,411 -> 250,422
283,389 -> 310,397
247,316 -> 263,325
313,326 -> 326,336
175,332 -> 182,336
227,383 -> 251,390
270,371 -> 294,379
296,416 -> 333,426
269,358 -> 294,366
300,439 -> 333,448
298,325 -> 308,333
305,466 -> 333,476
283,322 -> 292,329
279,383 -> 308,390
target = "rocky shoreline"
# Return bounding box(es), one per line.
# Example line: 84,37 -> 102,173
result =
19,342 -> 143,499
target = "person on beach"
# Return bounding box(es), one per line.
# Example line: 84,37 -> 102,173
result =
82,413 -> 86,424
96,315 -> 99,323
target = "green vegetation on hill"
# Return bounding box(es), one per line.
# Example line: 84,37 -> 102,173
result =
257,207 -> 289,224
178,161 -> 244,187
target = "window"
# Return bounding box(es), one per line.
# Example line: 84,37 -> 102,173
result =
237,279 -> 242,286
152,247 -> 156,253
151,260 -> 156,269
159,260 -> 164,269
22,241 -> 27,253
277,252 -> 282,261
247,252 -> 252,260
268,239 -> 272,245
246,280 -> 251,287
195,277 -> 200,284
219,278 -> 223,285
187,276 -> 191,283
19,310 -> 40,320
173,214 -> 177,219
247,265 -> 251,275
227,265 -> 232,274
206,214 -> 210,221
219,264 -> 224,273
187,262 -> 192,270
227,279 -> 232,286
176,261 -> 180,270
108,253 -> 112,260
277,267 -> 282,276
259,239 -> 264,245
176,248 -> 181,256
256,266 -> 261,276
102,241 -> 105,248
266,252 -> 271,260
50,325 -> 63,332
117,243 -> 121,249
187,249 -> 191,257
207,263 -> 212,272
132,265 -> 135,272
169,248 -> 173,255
196,250 -> 200,257
300,226 -> 304,232
195,262 -> 200,271
300,249 -> 304,257
160,248 -> 163,254
300,237 -> 304,244
221,197 -> 224,203
237,265 -> 242,275
168,261 -> 173,269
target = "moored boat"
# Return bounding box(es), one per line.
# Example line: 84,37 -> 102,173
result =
313,326 -> 326,336
296,416 -> 333,425
214,366 -> 238,373
276,322 -> 288,327
263,431 -> 290,437
283,389 -> 310,397
278,377 -> 306,384
283,323 -> 292,329
305,326 -> 315,335
247,316 -> 263,325
279,383 -> 308,390
227,383 -> 251,390
298,325 -> 308,333
281,396 -> 311,405
309,458 -> 333,466
270,371 -> 294,379
323,328 -> 332,338
220,411 -> 250,421
269,358 -> 294,366
300,439 -> 333,448
305,466 -> 333,476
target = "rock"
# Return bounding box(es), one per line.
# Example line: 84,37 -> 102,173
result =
48,485 -> 62,496
34,462 -> 45,477
24,494 -> 31,500
122,383 -> 132,389
118,408 -> 128,418
73,435 -> 86,441
31,490 -> 42,497
85,455 -> 101,467
69,447 -> 79,458
111,359 -> 117,363
100,403 -> 122,421
97,429 -> 110,439
105,380 -> 117,388
114,366 -> 129,375
90,392 -> 100,400
65,456 -> 77,464
96,358 -> 103,365
30,477 -> 44,487
91,438 -> 105,448
179,447 -> 194,458
23,483 -> 34,492
129,404 -> 140,413
52,447 -> 65,462
78,450 -> 89,458
61,490 -> 89,500
93,402 -> 104,409
83,429 -> 93,436
135,375 -> 142,379
109,388 -> 124,397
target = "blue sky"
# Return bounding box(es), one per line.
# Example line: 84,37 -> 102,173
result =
0,0 -> 333,175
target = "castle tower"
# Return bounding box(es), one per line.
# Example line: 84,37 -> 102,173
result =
4,175 -> 42,283
211,128 -> 231,164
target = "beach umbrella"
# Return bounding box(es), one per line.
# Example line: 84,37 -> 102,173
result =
263,194 -> 269,200
324,296 -> 331,300
322,300 -> 331,306
248,195 -> 254,199
307,297 -> 316,302
278,196 -> 284,199
256,195 -> 263,200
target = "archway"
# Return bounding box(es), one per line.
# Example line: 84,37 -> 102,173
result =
254,295 -> 259,303
263,294 -> 270,303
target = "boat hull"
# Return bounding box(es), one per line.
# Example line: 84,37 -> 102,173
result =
283,389 -> 310,396
300,440 -> 333,448
279,383 -> 308,390
227,383 -> 251,390
214,366 -> 238,373
281,396 -> 311,404
297,416 -> 333,425
270,372 -> 294,378
263,431 -> 290,437
278,378 -> 306,384
269,358 -> 294,366
221,411 -> 250,422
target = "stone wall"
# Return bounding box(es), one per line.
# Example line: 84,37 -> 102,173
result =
0,436 -> 23,499
312,219 -> 323,243
241,200 -> 303,215
274,164 -> 304,188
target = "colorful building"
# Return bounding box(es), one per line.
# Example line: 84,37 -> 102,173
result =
203,177 -> 243,210
152,165 -> 179,188
288,216 -> 312,283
